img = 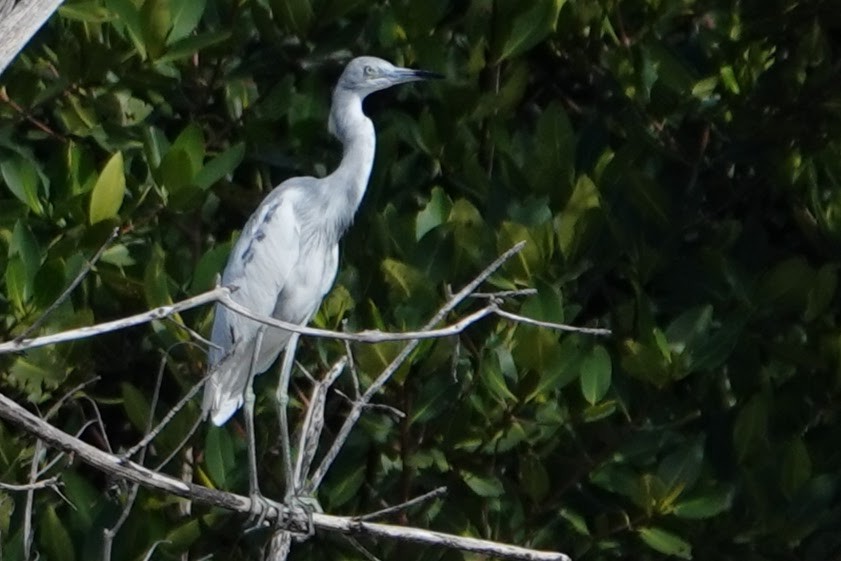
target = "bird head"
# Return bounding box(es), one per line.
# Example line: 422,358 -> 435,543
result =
336,56 -> 442,98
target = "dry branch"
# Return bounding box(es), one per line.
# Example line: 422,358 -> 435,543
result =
0,392 -> 570,561
0,0 -> 65,77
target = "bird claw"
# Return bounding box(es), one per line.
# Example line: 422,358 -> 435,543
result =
287,495 -> 321,541
241,490 -> 320,541
244,493 -> 282,532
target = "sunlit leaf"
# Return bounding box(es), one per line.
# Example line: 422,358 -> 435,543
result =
638,526 -> 692,559
89,152 -> 126,224
580,345 -> 612,404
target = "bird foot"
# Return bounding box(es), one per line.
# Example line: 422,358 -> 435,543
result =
244,493 -> 283,532
286,495 -> 322,541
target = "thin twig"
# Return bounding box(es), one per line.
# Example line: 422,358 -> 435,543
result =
356,486 -> 447,522
0,476 -> 60,492
293,358 -> 347,488
0,364 -> 570,561
15,227 -> 119,342
471,289 -> 537,299
493,309 -> 611,336
122,373 -> 210,459
1,281 -> 608,357
0,287 -> 230,354
306,242 -> 526,493
218,296 -> 496,344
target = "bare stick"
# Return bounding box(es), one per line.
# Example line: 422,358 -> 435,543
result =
1,286 -> 607,356
0,0 -> 66,78
471,288 -> 538,299
0,390 -> 570,561
16,227 -> 119,342
0,476 -> 60,492
123,372 -> 209,459
0,287 -> 229,354
293,358 -> 347,488
493,309 -> 611,336
219,296 -> 496,344
104,349 -> 169,561
356,486 -> 447,522
307,242 -> 526,493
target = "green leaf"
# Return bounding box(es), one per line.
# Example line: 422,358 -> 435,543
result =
144,244 -> 173,308
733,394 -> 769,463
657,440 -> 704,498
159,148 -> 194,194
481,348 -> 518,403
462,471 -> 504,497
781,436 -> 812,498
580,345 -> 612,404
38,504 -> 76,561
5,257 -> 29,312
557,174 -> 601,260
520,279 -> 564,323
204,425 -> 234,488
638,526 -> 692,559
326,461 -> 365,508
194,142 -> 244,190
1,156 -> 44,214
270,0 -> 314,36
121,382 -> 151,432
672,487 -> 733,519
167,0 -> 207,43
141,0 -> 172,59
89,152 -> 126,224
59,1 -> 115,22
105,0 -> 146,58
525,335 -> 584,400
10,220 -> 41,282
532,102 -> 575,195
495,0 -> 566,62
170,123 -> 206,173
416,186 -> 453,241
519,454 -> 550,502
158,30 -> 232,63
559,508 -> 590,536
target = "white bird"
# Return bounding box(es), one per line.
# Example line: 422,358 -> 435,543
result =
202,56 -> 440,504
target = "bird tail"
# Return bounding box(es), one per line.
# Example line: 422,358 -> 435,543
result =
202,350 -> 251,426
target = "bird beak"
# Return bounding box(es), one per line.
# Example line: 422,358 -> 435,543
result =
390,67 -> 444,84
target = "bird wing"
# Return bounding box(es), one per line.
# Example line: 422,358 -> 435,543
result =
203,185 -> 304,425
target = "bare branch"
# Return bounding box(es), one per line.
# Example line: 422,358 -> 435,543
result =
0,390 -> 570,561
293,357 -> 347,489
0,287 -> 229,354
16,227 -> 119,342
0,0 -> 66,78
0,475 -> 60,492
307,242 -> 526,493
493,309 -> 612,336
356,486 -> 447,522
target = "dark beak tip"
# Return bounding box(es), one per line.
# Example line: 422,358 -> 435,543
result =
416,69 -> 445,80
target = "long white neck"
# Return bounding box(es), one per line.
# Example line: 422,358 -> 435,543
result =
325,87 -> 375,233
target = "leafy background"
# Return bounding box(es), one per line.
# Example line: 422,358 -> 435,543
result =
1,0 -> 841,559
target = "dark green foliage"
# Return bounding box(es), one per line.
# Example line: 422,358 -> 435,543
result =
1,0 -> 841,559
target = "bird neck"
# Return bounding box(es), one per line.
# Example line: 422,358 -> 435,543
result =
326,88 -> 376,231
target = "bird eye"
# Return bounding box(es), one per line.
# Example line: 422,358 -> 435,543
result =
363,65 -> 375,77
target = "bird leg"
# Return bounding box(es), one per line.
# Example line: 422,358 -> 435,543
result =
274,331 -> 300,495
243,327 -> 275,527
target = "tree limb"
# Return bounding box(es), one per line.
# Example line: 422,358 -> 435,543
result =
0,0 -> 65,77
0,391 -> 570,561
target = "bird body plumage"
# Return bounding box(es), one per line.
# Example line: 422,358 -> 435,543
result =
203,56 -> 439,426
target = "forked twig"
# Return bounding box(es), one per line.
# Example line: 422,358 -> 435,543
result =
356,486 -> 447,522
306,242 -> 526,493
15,227 -> 119,342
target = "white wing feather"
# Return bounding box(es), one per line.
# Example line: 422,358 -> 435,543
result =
203,187 -> 302,425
